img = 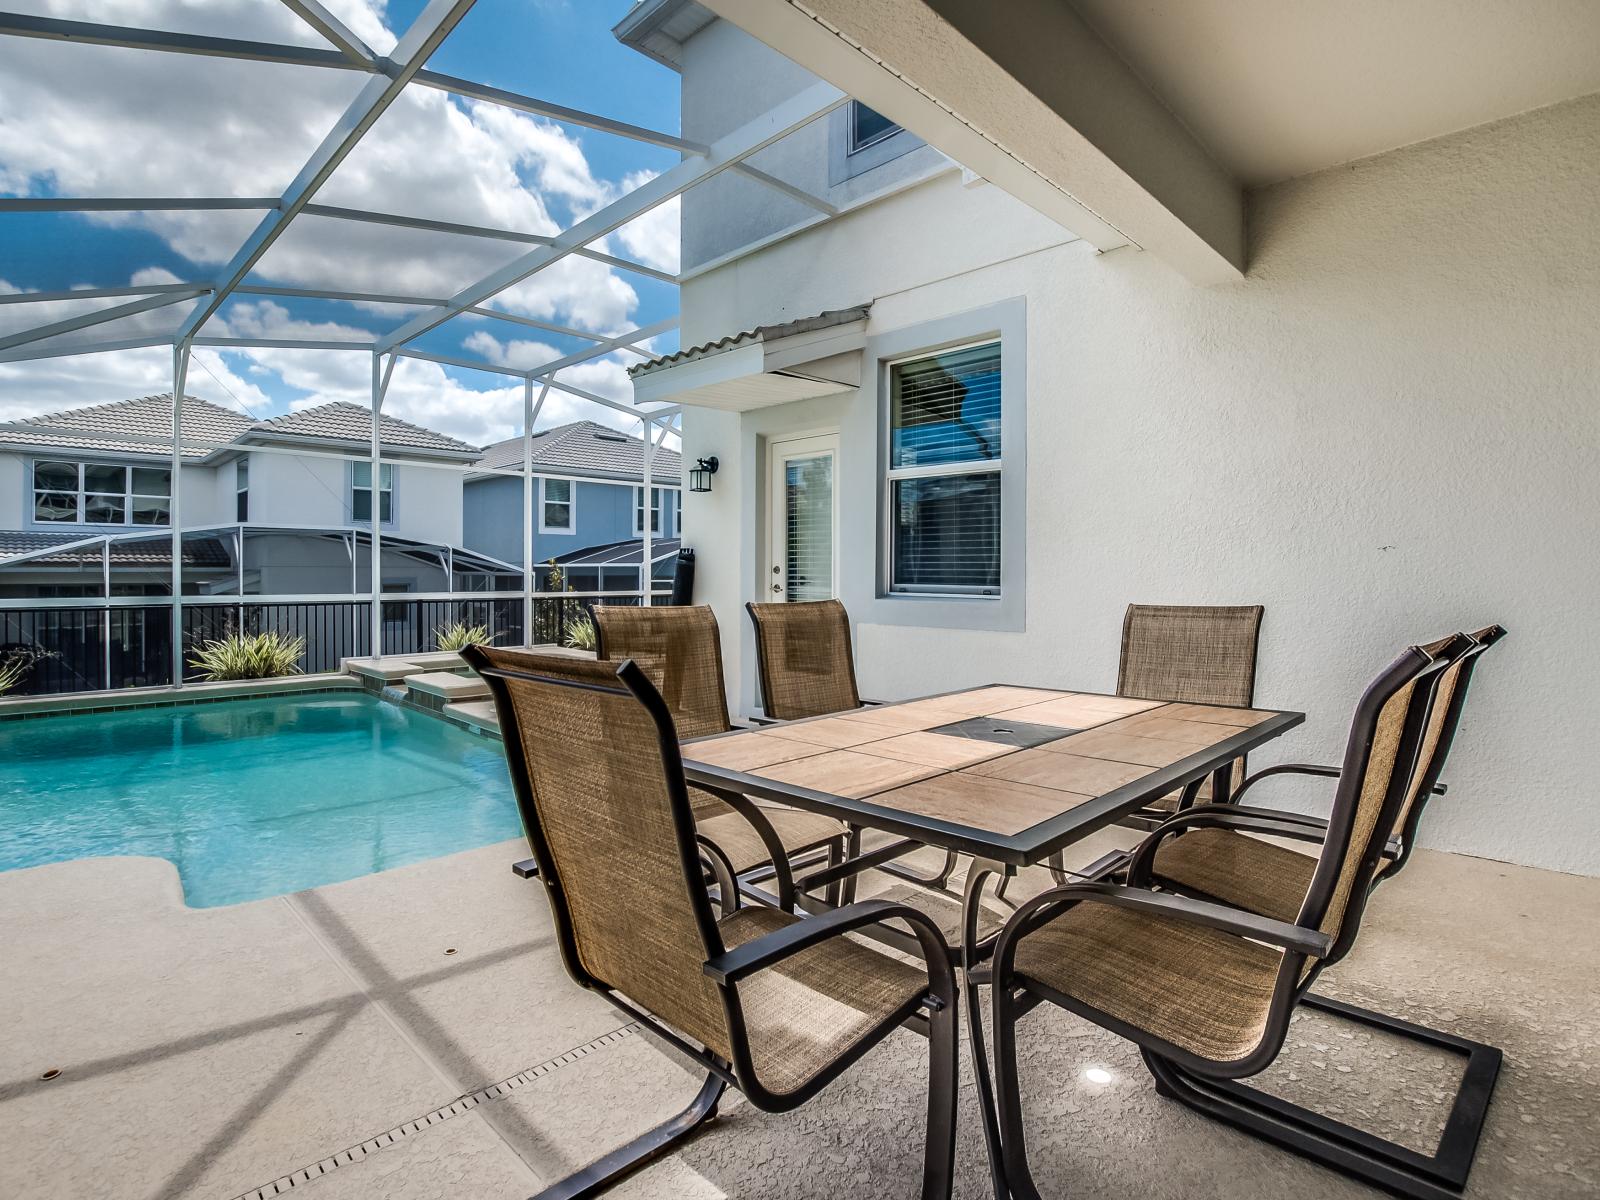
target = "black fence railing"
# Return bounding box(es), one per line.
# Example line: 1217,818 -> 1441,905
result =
0,591 -> 667,697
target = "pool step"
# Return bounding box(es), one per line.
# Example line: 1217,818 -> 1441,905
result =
404,671 -> 491,703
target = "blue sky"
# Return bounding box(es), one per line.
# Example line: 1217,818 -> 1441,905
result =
0,0 -> 684,445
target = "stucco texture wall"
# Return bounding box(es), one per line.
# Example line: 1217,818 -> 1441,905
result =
680,93 -> 1600,875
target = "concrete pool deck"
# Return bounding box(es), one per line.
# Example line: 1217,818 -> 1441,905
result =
2,842 -> 1597,1199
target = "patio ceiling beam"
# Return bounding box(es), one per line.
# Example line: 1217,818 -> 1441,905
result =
393,346 -> 644,420
728,163 -> 838,216
378,79 -> 846,351
191,336 -> 376,350
505,314 -> 679,378
0,288 -> 208,353
0,197 -> 278,212
464,308 -> 657,356
174,0 -> 478,342
0,335 -> 172,363
299,204 -> 678,284
0,12 -> 360,70
698,0 -> 1246,284
0,283 -> 205,305
234,284 -> 450,307
279,0 -> 378,67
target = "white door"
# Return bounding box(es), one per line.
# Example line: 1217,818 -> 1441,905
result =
767,434 -> 838,602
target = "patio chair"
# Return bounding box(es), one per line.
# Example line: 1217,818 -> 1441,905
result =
747,598 -> 958,893
462,646 -> 959,1200
1135,625 -> 1506,919
985,637 -> 1500,1200
1116,603 -> 1265,821
593,604 -> 848,909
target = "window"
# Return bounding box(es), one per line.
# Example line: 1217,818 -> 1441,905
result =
848,101 -> 900,154
885,340 -> 1002,596
235,458 -> 249,522
351,461 -> 392,523
634,486 -> 663,535
540,477 -> 573,532
32,460 -> 171,526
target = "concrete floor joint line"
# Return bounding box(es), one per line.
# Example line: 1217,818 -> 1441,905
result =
225,1022 -> 641,1200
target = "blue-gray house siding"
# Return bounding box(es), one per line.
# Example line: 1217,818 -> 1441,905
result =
463,475 -> 677,567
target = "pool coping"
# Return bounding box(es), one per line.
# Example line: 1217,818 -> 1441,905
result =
0,673 -> 364,721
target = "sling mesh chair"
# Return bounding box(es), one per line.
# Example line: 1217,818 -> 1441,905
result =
593,604 -> 848,910
1117,603 -> 1266,821
985,638 -> 1500,1200
462,646 -> 959,1200
747,598 -> 959,893
1138,625 -> 1506,920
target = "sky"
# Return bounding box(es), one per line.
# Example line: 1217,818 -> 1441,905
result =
0,0 -> 684,446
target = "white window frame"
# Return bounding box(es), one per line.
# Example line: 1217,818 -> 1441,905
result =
882,338 -> 1004,599
350,460 -> 394,525
633,485 -> 665,537
538,476 -> 576,533
29,458 -> 172,528
235,457 -> 249,523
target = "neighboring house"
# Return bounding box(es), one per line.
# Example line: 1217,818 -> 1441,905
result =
616,3 -> 1600,878
0,393 -> 506,598
464,420 -> 681,573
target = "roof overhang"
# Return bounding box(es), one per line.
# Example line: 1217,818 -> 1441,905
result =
629,305 -> 869,412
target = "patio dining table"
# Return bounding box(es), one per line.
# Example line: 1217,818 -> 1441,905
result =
681,681 -> 1303,1196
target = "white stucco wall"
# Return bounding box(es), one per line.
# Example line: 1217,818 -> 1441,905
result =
242,450 -> 464,548
679,91 -> 1600,876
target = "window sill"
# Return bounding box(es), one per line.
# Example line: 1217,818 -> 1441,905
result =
863,590 -> 1023,634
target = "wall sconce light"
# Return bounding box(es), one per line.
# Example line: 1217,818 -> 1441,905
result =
689,456 -> 719,493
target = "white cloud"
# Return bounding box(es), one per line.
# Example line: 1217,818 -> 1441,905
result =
0,0 -> 681,449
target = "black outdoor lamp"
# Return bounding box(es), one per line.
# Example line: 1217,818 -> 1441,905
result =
689,456 -> 719,493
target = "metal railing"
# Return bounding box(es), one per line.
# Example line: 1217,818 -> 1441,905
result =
0,588 -> 667,696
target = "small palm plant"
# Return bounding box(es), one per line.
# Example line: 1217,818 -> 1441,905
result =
562,614 -> 596,651
189,630 -> 306,681
0,648 -> 52,697
435,621 -> 497,652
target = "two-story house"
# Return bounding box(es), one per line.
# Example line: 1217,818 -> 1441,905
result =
0,393 -> 498,598
464,419 -> 682,592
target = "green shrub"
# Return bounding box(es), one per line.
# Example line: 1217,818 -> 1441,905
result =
435,621 -> 497,652
189,630 -> 306,681
562,614 -> 596,651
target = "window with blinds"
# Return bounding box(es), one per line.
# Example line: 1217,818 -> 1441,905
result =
785,454 -> 834,601
541,477 -> 573,531
886,340 -> 1002,596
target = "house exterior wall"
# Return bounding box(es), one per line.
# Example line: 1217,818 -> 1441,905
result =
240,450 -> 464,548
676,39 -> 1600,877
463,475 -> 678,568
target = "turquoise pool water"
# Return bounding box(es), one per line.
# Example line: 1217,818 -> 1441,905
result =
0,693 -> 517,907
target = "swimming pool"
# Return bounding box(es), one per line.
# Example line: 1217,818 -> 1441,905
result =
0,692 -> 518,907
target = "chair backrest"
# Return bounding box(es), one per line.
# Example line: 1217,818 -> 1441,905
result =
593,604 -> 732,740
462,645 -> 738,1064
1296,636 -> 1463,969
746,599 -> 863,720
1383,624 -> 1506,874
1117,604 -> 1265,706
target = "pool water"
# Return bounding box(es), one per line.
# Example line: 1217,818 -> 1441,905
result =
0,693 -> 518,907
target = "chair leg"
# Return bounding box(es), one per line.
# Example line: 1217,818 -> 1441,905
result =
1142,993 -> 1501,1200
991,983 -> 1043,1200
920,989 -> 960,1200
531,1069 -> 727,1200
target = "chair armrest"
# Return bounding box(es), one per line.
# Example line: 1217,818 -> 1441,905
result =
1000,881 -> 1332,961
704,899 -> 951,985
1233,762 -> 1445,805
1126,805 -> 1334,888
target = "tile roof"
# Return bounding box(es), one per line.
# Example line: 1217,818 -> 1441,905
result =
1,395 -> 477,460
254,402 -> 477,456
0,529 -> 230,567
475,420 -> 681,484
2,394 -> 255,459
627,306 -> 871,378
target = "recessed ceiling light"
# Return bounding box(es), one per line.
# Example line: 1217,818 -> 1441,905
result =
1084,1067 -> 1112,1085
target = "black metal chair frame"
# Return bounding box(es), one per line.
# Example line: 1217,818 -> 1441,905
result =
982,642 -> 1501,1200
466,647 -> 962,1200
